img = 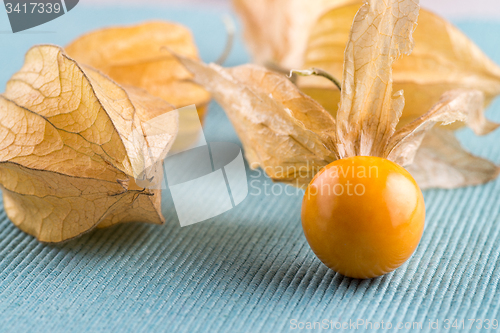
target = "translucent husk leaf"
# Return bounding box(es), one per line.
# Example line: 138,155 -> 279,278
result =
233,0 -> 359,69
335,0 -> 419,158
235,0 -> 500,130
299,2 -> 500,129
176,56 -> 338,188
186,0 -> 500,190
385,90 -> 498,166
65,21 -> 210,152
406,128 -> 500,189
0,45 -> 178,243
332,0 -> 499,188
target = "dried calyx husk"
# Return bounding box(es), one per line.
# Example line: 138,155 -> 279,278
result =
0,21 -> 211,243
178,0 -> 499,190
65,21 -> 211,152
0,45 -> 179,243
233,0 -> 358,70
233,0 -> 500,129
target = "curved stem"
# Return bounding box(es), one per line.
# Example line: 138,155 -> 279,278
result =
215,15 -> 235,65
289,67 -> 342,91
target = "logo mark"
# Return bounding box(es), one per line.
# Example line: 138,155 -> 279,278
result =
4,0 -> 79,33
135,105 -> 249,227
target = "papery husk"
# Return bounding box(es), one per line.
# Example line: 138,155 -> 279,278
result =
382,90 -> 500,189
65,21 -> 210,152
175,56 -> 338,188
235,0 -> 500,129
233,0 -> 359,69
386,90 -> 498,166
334,0 -> 419,158
182,0 -> 500,190
302,3 -> 500,129
406,128 -> 500,189
0,45 -> 178,243
332,0 -> 499,188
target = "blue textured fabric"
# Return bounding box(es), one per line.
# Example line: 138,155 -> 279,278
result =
1,5 -> 500,333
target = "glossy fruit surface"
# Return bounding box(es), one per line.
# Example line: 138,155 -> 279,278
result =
301,156 -> 425,279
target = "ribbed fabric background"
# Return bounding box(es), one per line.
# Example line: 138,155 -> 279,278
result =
0,6 -> 500,333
